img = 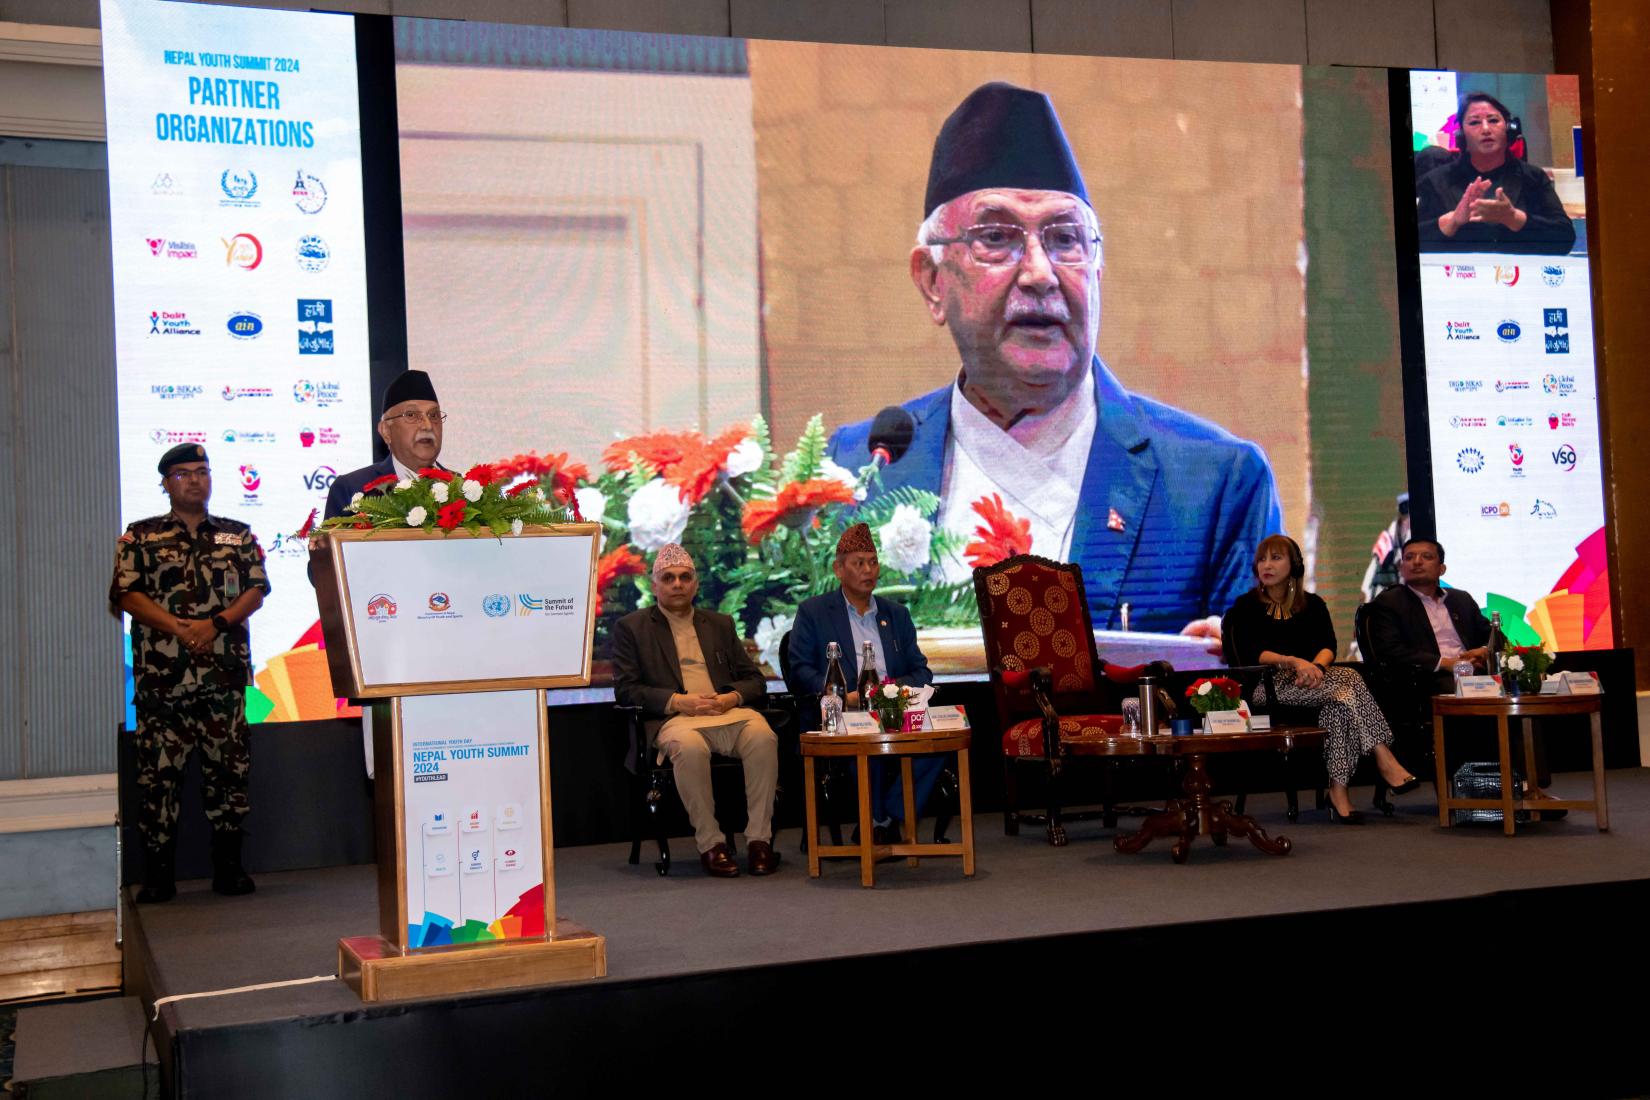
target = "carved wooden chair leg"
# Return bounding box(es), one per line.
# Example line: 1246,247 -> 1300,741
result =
1045,755 -> 1068,846
1234,789 -> 1249,816
1003,759 -> 1021,836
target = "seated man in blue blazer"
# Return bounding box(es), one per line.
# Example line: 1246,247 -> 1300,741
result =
323,369 -> 446,521
827,82 -> 1282,638
789,523 -> 939,843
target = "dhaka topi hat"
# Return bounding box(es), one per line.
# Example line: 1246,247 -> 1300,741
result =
836,522 -> 876,557
381,369 -> 439,412
652,543 -> 695,577
158,443 -> 207,475
924,81 -> 1088,218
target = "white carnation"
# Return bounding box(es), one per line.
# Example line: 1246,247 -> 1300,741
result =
753,613 -> 792,672
626,478 -> 691,552
395,478 -> 412,491
877,503 -> 932,575
819,457 -> 866,502
1505,654 -> 1524,671
575,487 -> 607,523
350,491 -> 363,510
726,438 -> 763,478
405,505 -> 428,527
1197,681 -> 1212,696
431,482 -> 450,504
510,518 -> 524,537
461,478 -> 483,503
882,683 -> 898,699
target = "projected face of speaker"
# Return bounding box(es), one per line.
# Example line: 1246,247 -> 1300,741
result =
917,189 -> 1100,420
1460,101 -> 1509,164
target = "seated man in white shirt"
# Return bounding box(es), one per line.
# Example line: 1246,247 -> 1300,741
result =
610,544 -> 781,878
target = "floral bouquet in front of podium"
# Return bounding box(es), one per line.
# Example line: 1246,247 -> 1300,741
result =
302,455 -> 583,538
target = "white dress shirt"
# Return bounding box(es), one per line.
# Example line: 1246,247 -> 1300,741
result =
934,368 -> 1097,583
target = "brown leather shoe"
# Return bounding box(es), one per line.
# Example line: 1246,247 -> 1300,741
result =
747,839 -> 780,876
700,843 -> 739,877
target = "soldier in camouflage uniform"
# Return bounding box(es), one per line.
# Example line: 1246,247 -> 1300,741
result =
111,444 -> 270,902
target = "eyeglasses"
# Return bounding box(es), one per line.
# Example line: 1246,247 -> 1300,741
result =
381,407 -> 448,427
167,468 -> 211,482
927,223 -> 1101,267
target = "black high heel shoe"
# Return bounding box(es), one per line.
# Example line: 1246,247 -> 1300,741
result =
1327,801 -> 1365,825
1388,774 -> 1422,796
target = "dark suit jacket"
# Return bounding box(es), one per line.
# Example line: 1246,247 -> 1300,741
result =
788,590 -> 933,702
1366,584 -> 1492,673
826,357 -> 1283,633
610,606 -> 767,754
324,455 -> 398,521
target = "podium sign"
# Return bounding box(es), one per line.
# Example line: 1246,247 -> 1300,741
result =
310,525 -> 599,697
317,525 -> 607,1001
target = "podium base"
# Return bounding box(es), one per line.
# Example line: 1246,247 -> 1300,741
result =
338,919 -> 606,1002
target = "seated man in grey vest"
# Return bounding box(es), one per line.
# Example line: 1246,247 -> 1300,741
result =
611,544 -> 780,877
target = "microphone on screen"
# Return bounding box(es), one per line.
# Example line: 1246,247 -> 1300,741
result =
867,407 -> 916,469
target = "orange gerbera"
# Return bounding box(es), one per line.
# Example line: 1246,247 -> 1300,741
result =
601,430 -> 697,475
666,426 -> 750,504
593,545 -> 647,617
740,479 -> 857,544
964,493 -> 1032,568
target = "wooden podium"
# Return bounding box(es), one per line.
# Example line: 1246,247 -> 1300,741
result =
310,524 -> 607,1002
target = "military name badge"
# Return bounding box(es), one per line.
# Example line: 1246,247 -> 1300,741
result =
223,570 -> 241,600
214,532 -> 240,545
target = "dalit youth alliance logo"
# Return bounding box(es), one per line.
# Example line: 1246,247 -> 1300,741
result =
482,593 -> 512,618
222,233 -> 262,270
366,593 -> 398,622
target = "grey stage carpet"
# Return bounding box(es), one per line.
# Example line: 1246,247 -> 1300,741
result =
134,768 -> 1650,1032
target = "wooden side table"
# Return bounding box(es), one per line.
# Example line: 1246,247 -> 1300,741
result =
801,726 -> 974,888
1431,693 -> 1608,836
1112,726 -> 1324,863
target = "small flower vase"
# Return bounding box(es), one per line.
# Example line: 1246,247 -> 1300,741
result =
881,710 -> 904,733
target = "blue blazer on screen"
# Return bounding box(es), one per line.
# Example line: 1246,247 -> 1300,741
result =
826,357 -> 1283,634
789,590 -> 933,697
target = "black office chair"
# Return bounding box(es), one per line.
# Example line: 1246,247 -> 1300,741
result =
619,692 -> 794,877
1354,601 -> 1437,813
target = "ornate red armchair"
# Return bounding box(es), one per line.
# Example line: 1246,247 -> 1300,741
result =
973,554 -> 1166,846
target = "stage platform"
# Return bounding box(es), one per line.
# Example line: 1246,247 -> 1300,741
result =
44,770 -> 1650,1095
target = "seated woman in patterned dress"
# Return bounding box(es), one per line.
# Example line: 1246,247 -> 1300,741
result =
1222,535 -> 1420,824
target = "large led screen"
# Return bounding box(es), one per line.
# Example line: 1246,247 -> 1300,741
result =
392,22 -> 1409,674
101,0 -> 372,723
1408,72 -> 1610,651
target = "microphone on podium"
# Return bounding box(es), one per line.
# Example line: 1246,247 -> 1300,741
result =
867,406 -> 916,470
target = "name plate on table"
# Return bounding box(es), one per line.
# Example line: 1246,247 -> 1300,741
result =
1553,671 -> 1602,695
838,711 -> 881,734
926,705 -> 968,731
1202,710 -> 1248,734
1456,675 -> 1503,698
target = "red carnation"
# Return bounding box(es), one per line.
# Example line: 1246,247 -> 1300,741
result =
296,507 -> 318,538
419,467 -> 457,482
352,517 -> 373,530
361,473 -> 399,494
506,481 -> 538,498
463,463 -> 499,485
436,501 -> 467,530
964,494 -> 1032,568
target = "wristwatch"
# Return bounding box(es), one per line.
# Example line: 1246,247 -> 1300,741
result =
210,613 -> 231,634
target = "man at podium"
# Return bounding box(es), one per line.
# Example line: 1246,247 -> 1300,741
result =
611,544 -> 781,878
325,369 -> 446,520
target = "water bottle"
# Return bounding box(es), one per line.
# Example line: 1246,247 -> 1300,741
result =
1486,612 -> 1502,676
821,642 -> 847,733
1453,658 -> 1475,693
856,641 -> 880,710
1137,675 -> 1159,736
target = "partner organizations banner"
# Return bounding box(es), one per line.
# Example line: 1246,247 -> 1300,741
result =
101,0 -> 372,721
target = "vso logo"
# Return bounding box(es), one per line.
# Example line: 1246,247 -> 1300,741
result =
303,465 -> 338,491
